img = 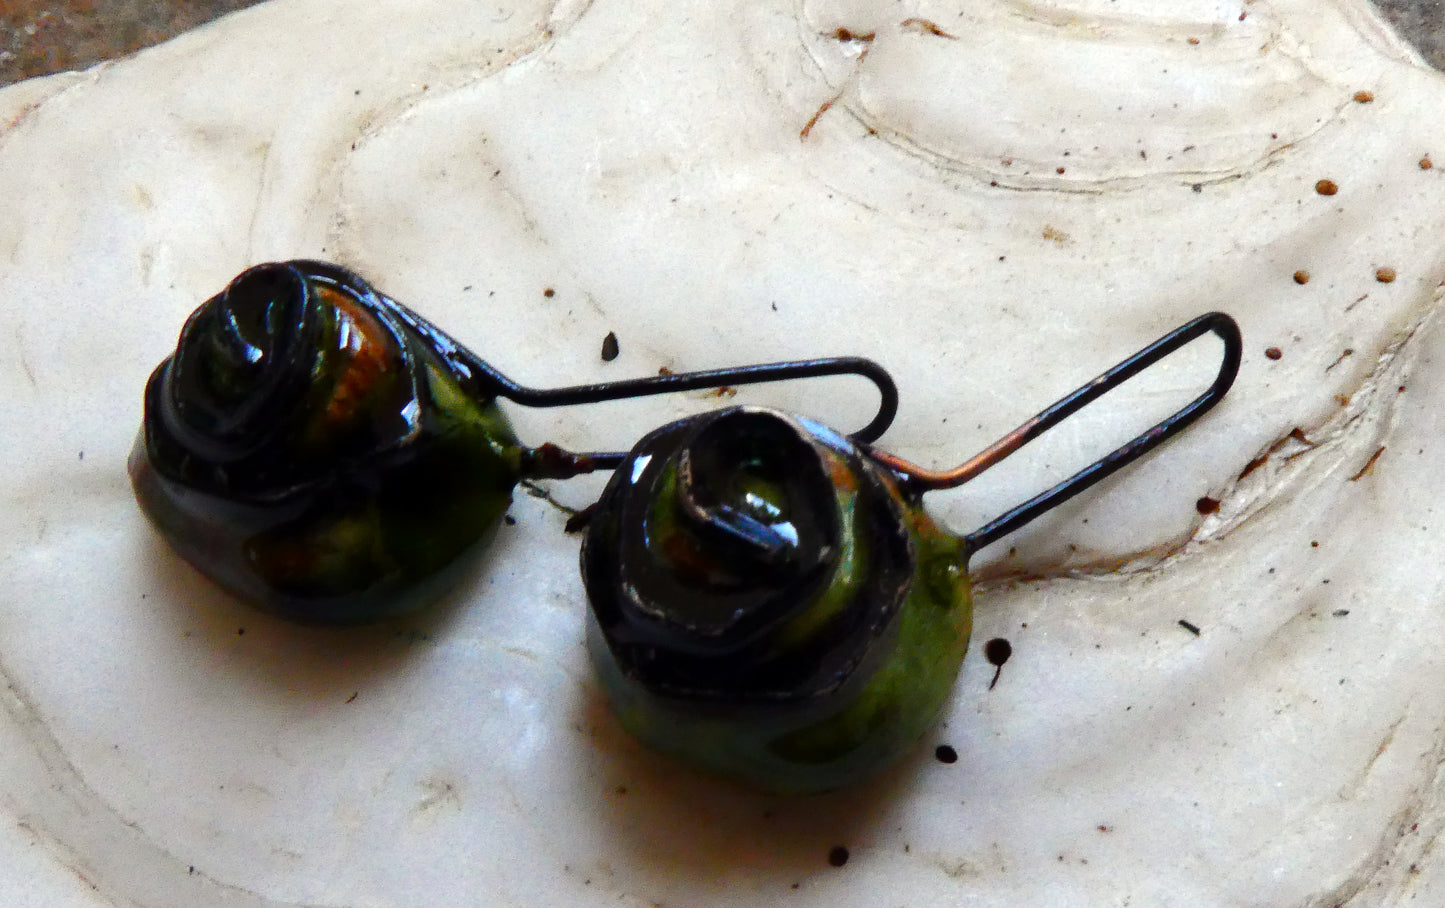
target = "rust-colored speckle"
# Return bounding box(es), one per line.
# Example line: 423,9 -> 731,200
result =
900,17 -> 955,38
709,386 -> 738,398
1196,496 -> 1221,515
657,366 -> 675,377
1422,155 -> 1434,170
1375,266 -> 1397,283
1315,179 -> 1338,196
543,287 -> 555,298
1187,37 -> 1200,45
800,96 -> 838,140
1292,270 -> 1310,285
1042,225 -> 1069,244
1056,166 -> 1066,174
1353,90 -> 1374,103
834,27 -> 875,42
1265,346 -> 1283,360
1238,455 -> 1268,480
1349,446 -> 1386,482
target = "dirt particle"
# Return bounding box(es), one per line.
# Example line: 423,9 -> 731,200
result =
601,331 -> 620,362
1422,155 -> 1434,170
504,514 -> 517,526
709,386 -> 738,398
984,638 -> 1012,690
1353,90 -> 1374,103
543,287 -> 555,298
1265,346 -> 1283,360
1315,179 -> 1339,196
833,27 -> 875,41
1098,825 -> 1112,833
1195,496 -> 1221,515
828,846 -> 850,868
1042,224 -> 1069,244
1292,270 -> 1310,285
1187,37 -> 1200,45
1178,620 -> 1202,636
1311,540 -> 1320,548
1375,266 -> 1397,283
935,744 -> 958,764
1056,166 -> 1066,174
657,366 -> 675,377
345,691 -> 358,703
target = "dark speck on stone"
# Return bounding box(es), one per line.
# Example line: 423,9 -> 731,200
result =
601,331 -> 620,362
828,846 -> 850,867
935,744 -> 958,764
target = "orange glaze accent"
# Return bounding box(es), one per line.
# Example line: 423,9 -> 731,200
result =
315,285 -> 400,427
824,450 -> 860,493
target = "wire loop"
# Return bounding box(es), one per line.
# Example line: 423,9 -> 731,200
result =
866,312 -> 1242,553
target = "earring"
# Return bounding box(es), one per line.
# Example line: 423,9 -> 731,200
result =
130,260 -> 897,625
579,313 -> 1242,793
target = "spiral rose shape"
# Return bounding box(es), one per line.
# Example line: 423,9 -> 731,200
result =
130,261 -> 522,624
582,406 -> 973,793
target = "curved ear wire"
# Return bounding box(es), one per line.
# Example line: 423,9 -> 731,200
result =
367,281 -> 898,453
866,312 -> 1242,553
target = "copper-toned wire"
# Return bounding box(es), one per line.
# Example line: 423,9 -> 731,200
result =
869,312 -> 1242,554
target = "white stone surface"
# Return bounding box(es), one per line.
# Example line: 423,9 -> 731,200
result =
2,0 -> 1445,904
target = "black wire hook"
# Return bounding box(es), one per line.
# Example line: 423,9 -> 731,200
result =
867,312 -> 1242,554
300,261 -> 899,457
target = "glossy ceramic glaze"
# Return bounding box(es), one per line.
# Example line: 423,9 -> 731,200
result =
4,0 -> 1445,905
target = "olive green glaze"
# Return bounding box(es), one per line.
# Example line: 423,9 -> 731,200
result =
582,408 -> 972,793
131,262 -> 523,624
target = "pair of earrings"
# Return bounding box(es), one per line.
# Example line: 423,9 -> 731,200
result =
131,260 -> 1241,792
